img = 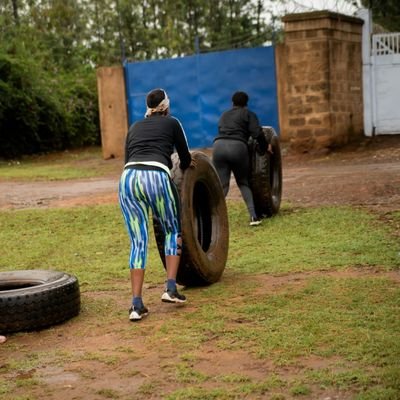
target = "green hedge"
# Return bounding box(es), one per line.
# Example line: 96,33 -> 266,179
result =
0,52 -> 100,159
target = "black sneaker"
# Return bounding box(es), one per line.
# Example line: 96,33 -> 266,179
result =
129,305 -> 149,321
161,288 -> 187,303
249,216 -> 262,226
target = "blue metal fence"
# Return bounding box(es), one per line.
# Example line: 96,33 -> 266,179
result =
124,46 -> 279,148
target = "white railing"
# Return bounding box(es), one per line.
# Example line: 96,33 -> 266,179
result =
372,33 -> 400,56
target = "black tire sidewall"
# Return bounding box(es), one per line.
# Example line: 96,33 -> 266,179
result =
180,151 -> 229,284
153,151 -> 229,286
0,270 -> 80,334
249,128 -> 283,217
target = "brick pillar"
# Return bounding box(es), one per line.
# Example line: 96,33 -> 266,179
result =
277,11 -> 364,151
96,66 -> 128,159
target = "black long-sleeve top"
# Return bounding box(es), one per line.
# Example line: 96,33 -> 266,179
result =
214,106 -> 267,151
124,114 -> 191,170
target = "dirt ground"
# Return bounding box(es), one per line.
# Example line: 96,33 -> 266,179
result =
0,134 -> 399,400
0,134 -> 399,212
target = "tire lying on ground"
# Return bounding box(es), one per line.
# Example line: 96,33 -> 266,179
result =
249,126 -> 283,218
0,270 -> 80,334
153,151 -> 229,287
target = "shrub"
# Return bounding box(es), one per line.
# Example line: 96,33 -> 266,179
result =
0,51 -> 100,159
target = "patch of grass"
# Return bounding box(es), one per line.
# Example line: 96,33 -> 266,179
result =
180,353 -> 197,363
228,277 -> 400,364
269,394 -> 286,400
149,302 -> 228,351
83,351 -> 120,366
290,383 -> 311,396
219,373 -> 252,383
227,202 -> 399,273
165,387 -> 234,400
0,205 -> 165,291
0,379 -> 11,395
2,353 -> 41,372
307,368 -> 373,390
150,274 -> 399,395
388,210 -> 400,221
96,388 -> 121,399
77,295 -> 122,332
137,381 -> 160,396
355,387 -> 400,400
3,397 -> 35,400
174,364 -> 209,384
0,203 -> 397,291
237,374 -> 287,395
114,345 -> 135,354
0,148 -> 121,181
15,378 -> 39,388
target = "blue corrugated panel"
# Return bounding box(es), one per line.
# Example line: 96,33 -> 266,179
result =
124,46 -> 279,148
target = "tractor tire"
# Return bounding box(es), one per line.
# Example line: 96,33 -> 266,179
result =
0,270 -> 80,334
153,151 -> 229,286
249,126 -> 282,217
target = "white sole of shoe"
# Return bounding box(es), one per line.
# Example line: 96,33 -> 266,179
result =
129,310 -> 148,321
161,292 -> 186,303
250,221 -> 261,226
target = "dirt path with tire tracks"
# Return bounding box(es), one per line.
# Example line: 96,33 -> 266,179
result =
0,135 -> 399,212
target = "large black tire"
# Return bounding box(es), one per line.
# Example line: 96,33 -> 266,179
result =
0,270 -> 80,334
153,151 -> 229,286
249,126 -> 282,218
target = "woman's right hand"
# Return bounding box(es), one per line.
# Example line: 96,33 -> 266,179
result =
189,158 -> 197,169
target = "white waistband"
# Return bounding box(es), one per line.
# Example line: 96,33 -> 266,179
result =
124,161 -> 170,177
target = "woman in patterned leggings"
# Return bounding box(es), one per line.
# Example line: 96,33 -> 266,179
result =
118,88 -> 192,321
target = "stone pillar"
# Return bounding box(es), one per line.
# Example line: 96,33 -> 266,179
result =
277,11 -> 364,151
96,66 -> 128,159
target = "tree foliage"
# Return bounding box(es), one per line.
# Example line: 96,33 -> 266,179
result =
360,0 -> 400,32
0,0 -> 274,158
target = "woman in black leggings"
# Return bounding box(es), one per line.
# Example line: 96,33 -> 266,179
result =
212,91 -> 268,226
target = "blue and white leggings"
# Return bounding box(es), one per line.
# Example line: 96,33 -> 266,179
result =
118,168 -> 181,269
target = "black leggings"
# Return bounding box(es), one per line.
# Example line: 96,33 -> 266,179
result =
212,139 -> 257,219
